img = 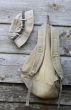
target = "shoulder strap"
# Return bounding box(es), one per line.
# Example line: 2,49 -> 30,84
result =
51,26 -> 64,108
51,26 -> 63,80
22,22 -> 47,77
28,23 -> 47,76
23,20 -> 47,107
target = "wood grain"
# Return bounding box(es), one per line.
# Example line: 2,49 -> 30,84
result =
0,0 -> 71,25
0,103 -> 70,110
0,53 -> 70,85
0,0 -> 71,108
0,84 -> 70,106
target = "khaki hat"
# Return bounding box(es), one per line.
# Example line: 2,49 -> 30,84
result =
9,10 -> 34,48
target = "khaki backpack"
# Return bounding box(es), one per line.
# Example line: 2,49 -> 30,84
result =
21,17 -> 63,107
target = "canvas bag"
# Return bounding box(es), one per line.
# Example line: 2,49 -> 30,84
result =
21,17 -> 64,107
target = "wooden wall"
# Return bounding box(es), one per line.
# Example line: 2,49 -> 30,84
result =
0,0 -> 71,109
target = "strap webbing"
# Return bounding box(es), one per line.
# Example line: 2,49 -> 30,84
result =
25,22 -> 47,106
22,10 -> 25,29
51,26 -> 64,108
58,79 -> 63,109
16,10 -> 25,35
26,78 -> 32,106
51,26 -> 63,80
22,22 -> 47,76
29,24 -> 47,76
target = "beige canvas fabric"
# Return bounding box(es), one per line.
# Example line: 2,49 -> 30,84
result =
21,18 -> 63,99
51,26 -> 63,80
51,26 -> 64,108
9,10 -> 34,48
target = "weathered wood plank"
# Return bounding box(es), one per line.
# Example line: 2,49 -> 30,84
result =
41,106 -> 71,110
0,0 -> 71,25
0,103 -> 70,110
0,84 -> 70,106
0,24 -> 71,55
0,53 -> 70,85
0,103 -> 40,110
61,56 -> 71,85
0,0 -> 71,109
48,0 -> 71,26
0,0 -> 47,24
0,54 -> 28,83
53,26 -> 71,56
